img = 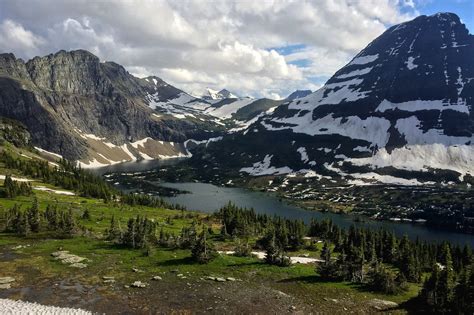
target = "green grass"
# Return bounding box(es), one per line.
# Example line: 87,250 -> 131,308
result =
0,179 -> 421,313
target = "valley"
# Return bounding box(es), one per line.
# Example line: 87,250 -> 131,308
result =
103,158 -> 474,236
0,146 -> 423,314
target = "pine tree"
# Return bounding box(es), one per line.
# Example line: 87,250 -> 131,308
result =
421,263 -> 441,309
15,212 -> 30,236
106,215 -> 121,242
60,209 -> 76,237
26,197 -> 40,233
81,209 -> 91,220
191,227 -> 217,264
437,244 -> 455,310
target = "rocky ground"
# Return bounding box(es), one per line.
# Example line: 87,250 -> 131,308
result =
0,244 -> 404,314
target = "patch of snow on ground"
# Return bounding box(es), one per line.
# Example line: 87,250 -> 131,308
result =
34,147 -> 63,159
336,66 -> 373,79
263,114 -> 391,148
324,163 -> 432,186
349,144 -> 474,179
0,298 -> 92,314
376,99 -> 469,114
396,116 -> 474,145
130,137 -> 152,149
184,137 -> 223,149
240,155 -> 293,176
218,251 -> 323,264
33,186 -> 75,195
205,98 -> 255,119
353,146 -> 371,152
348,54 -> 379,66
0,175 -> 32,182
405,56 -> 418,70
296,147 -> 309,163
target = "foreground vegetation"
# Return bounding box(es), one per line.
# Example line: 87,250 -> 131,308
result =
0,147 -> 473,313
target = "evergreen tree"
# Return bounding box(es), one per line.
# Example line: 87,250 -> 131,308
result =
26,197 -> 40,233
106,215 -> 122,243
437,244 -> 455,310
191,227 -> 217,264
15,211 -> 30,236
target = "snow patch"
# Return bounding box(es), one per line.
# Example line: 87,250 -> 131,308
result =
349,144 -> 474,179
34,147 -> 62,159
33,186 -> 75,195
336,66 -> 373,79
296,147 -> 309,163
240,155 -> 293,176
348,54 -> 379,66
262,114 -> 390,148
405,56 -> 418,70
0,298 -> 91,314
376,99 -> 469,114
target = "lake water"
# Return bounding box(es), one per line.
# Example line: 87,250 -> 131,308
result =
160,182 -> 474,247
91,160 -> 474,247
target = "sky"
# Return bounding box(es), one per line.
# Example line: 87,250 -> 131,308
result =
0,0 -> 472,99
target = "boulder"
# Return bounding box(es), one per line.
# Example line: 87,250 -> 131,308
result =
0,277 -> 15,284
131,281 -> 148,288
70,263 -> 87,268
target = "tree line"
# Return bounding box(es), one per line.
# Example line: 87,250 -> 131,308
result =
0,151 -> 184,211
3,199 -> 77,237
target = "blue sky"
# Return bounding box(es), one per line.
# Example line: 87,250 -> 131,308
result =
417,0 -> 474,32
272,0 -> 474,93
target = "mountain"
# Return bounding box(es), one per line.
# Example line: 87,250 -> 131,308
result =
0,49 -> 288,167
199,88 -> 238,100
286,90 -> 312,101
190,12 -> 474,185
0,50 -> 221,167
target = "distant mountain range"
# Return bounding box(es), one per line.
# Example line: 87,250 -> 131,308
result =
189,12 -> 474,185
195,88 -> 239,100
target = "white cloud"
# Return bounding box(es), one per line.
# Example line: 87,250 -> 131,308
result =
0,0 -> 418,98
0,19 -> 44,55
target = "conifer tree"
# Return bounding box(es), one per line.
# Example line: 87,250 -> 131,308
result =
27,197 -> 40,233
191,227 -> 217,264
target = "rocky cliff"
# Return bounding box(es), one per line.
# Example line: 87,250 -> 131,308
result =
0,50 -> 218,165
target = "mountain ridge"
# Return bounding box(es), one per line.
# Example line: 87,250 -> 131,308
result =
189,12 -> 474,185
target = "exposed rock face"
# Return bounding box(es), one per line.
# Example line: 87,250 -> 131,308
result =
286,90 -> 312,101
0,50 -> 212,162
192,13 -> 474,184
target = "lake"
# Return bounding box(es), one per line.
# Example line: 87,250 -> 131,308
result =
160,182 -> 474,247
92,160 -> 474,247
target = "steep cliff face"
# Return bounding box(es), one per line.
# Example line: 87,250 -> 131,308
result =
192,13 -> 474,184
0,50 -> 217,164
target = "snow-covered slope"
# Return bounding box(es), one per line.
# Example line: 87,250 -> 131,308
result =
196,88 -> 238,100
193,12 -> 474,185
145,83 -> 279,124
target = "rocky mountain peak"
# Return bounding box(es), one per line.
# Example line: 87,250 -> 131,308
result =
25,49 -> 109,94
193,12 -> 474,185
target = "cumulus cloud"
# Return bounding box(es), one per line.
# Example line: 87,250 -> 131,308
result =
0,0 -> 417,98
0,19 -> 45,56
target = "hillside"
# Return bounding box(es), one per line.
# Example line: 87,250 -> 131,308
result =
0,141 -> 427,313
191,13 -> 474,186
0,50 -> 227,167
